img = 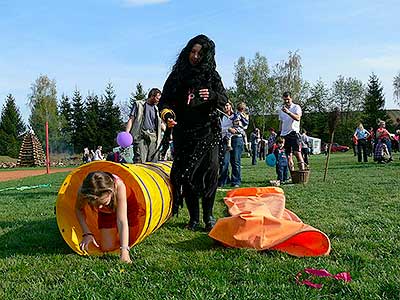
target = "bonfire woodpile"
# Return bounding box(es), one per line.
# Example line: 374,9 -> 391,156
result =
17,131 -> 46,167
0,162 -> 17,168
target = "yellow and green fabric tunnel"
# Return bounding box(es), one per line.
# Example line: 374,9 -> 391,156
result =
56,161 -> 173,256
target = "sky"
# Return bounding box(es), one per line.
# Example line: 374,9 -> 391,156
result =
1,0 -> 399,122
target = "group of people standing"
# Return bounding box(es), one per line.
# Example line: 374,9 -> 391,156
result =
353,119 -> 400,164
76,34 -> 225,263
82,146 -> 104,163
74,34 -> 309,263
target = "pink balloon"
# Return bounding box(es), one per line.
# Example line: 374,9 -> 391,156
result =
117,132 -> 133,148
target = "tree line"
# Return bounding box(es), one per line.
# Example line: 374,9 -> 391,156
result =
0,76 -> 148,158
229,51 -> 400,144
1,53 -> 400,158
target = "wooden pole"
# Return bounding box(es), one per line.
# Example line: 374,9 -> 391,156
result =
45,121 -> 50,174
323,130 -> 335,182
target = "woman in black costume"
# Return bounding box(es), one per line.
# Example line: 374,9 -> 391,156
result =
159,34 -> 227,231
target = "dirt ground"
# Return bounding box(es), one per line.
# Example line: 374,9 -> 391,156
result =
0,168 -> 75,182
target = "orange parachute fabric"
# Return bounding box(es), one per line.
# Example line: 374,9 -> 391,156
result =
208,187 -> 331,257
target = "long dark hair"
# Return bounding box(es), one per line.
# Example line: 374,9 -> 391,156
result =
172,34 -> 217,91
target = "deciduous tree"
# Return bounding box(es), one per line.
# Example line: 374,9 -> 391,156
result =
393,71 -> 400,106
28,75 -> 61,153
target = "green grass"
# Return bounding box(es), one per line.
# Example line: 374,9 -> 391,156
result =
1,153 -> 399,299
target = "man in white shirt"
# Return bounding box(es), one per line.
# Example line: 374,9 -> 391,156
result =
278,92 -> 305,171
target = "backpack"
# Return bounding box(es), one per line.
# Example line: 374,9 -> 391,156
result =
106,151 -> 127,163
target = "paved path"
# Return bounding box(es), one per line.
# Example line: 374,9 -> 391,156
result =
0,168 -> 75,182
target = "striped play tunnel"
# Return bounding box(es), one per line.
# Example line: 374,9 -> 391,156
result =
56,160 -> 173,255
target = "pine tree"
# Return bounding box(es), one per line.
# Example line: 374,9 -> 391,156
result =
129,83 -> 147,108
71,89 -> 86,153
363,73 -> 387,130
84,92 -> 101,150
122,82 -> 147,120
99,83 -> 123,151
0,94 -> 26,157
58,94 -> 74,153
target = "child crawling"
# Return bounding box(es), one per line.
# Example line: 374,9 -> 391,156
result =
75,171 -> 132,263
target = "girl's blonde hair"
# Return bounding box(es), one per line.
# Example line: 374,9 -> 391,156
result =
237,102 -> 247,112
77,172 -> 117,211
358,123 -> 364,130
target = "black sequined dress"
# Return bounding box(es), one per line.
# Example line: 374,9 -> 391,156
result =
159,69 -> 227,218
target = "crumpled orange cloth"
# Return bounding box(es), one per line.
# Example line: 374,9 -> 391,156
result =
209,187 -> 331,257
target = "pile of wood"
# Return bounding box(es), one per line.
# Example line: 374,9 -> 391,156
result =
17,131 -> 45,167
0,162 -> 17,168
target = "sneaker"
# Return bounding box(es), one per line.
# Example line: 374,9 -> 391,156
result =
185,221 -> 199,231
204,217 -> 216,232
269,180 -> 280,186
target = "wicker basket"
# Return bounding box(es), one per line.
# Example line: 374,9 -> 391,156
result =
290,170 -> 310,184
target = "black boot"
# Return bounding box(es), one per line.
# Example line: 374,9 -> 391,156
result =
185,197 -> 200,231
202,195 -> 216,232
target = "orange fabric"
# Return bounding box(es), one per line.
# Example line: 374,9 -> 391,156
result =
209,187 -> 331,257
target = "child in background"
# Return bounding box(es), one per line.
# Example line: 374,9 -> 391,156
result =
300,129 -> 310,165
374,138 -> 391,163
236,102 -> 249,130
82,147 -> 92,164
267,128 -> 277,154
270,137 -> 289,186
237,101 -> 250,151
75,171 -> 132,263
93,146 -> 104,161
226,113 -> 248,151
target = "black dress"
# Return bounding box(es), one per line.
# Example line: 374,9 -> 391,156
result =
159,69 -> 227,224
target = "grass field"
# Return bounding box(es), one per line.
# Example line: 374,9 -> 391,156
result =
0,153 -> 399,299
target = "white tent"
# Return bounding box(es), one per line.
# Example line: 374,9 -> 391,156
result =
308,137 -> 321,154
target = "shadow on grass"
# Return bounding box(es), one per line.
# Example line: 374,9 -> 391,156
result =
0,217 -> 71,258
169,234 -> 216,252
327,163 -> 379,170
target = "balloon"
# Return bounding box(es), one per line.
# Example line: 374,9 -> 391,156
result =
117,132 -> 133,148
266,153 -> 276,167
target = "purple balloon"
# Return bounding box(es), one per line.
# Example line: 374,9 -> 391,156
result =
117,132 -> 133,148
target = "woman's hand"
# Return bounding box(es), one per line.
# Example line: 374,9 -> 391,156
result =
228,128 -> 237,134
120,250 -> 132,264
79,234 -> 99,252
167,118 -> 177,128
199,89 -> 210,101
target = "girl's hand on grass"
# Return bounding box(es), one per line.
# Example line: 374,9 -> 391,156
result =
120,250 -> 132,264
79,235 -> 99,252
